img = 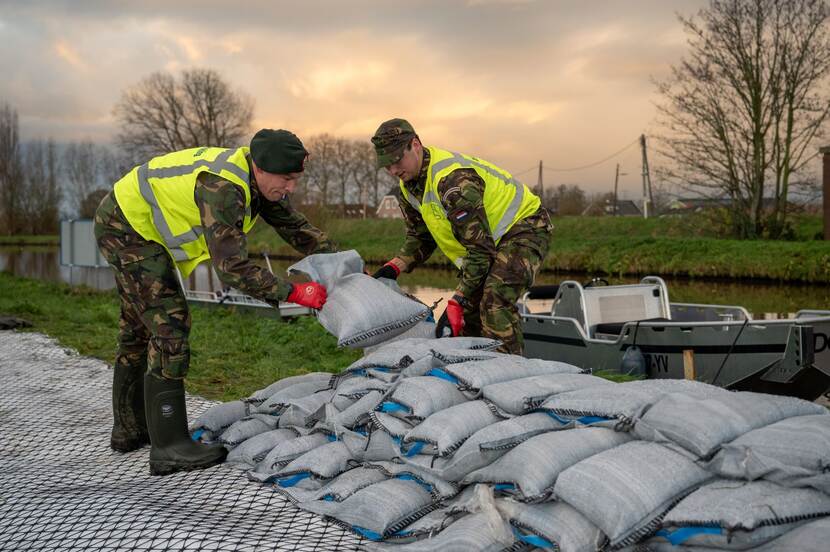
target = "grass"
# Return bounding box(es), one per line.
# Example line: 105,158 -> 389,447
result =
245,213 -> 830,283
0,235 -> 59,246
0,272 -> 360,402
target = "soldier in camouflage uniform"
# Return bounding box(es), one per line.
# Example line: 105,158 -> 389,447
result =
370,119 -> 552,355
95,129 -> 333,475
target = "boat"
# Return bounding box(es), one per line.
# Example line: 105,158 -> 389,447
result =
520,276 -> 830,401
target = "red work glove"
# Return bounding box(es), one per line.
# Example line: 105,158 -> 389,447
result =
446,298 -> 465,336
287,282 -> 327,309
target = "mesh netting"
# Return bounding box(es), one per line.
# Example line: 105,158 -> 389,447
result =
0,331 -> 364,552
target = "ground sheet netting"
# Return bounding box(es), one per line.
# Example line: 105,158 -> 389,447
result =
0,331 -> 363,552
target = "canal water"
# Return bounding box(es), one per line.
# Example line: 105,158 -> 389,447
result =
3,246 -> 830,318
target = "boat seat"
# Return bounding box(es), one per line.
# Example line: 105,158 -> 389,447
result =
594,317 -> 671,336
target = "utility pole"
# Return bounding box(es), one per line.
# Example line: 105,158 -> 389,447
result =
537,160 -> 544,208
613,163 -> 620,216
640,134 -> 653,218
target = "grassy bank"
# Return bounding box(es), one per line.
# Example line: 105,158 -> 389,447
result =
0,235 -> 59,246
0,272 -> 360,402
246,214 -> 830,283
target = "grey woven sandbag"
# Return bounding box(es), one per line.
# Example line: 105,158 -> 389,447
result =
301,465 -> 390,503
482,373 -> 612,416
253,379 -> 336,415
497,499 -> 605,552
554,440 -> 713,549
246,372 -> 335,407
633,391 -> 828,460
407,412 -> 564,482
707,413 -> 830,492
429,355 -> 584,398
402,400 -> 504,458
370,410 -> 417,443
287,249 -> 365,287
323,389 -> 386,431
248,432 -> 332,482
752,515 -> 830,552
272,440 -> 354,487
464,427 -> 632,502
363,460 -> 460,501
385,485 -> 481,543
346,336 -> 500,376
377,376 -> 468,422
540,379 -> 727,428
301,477 -> 438,541
325,274 -> 432,349
190,400 -> 249,442
339,426 -> 400,463
218,413 -> 280,448
653,479 -> 830,550
332,376 -> 392,411
362,485 -> 514,551
225,428 -> 303,468
278,389 -> 336,429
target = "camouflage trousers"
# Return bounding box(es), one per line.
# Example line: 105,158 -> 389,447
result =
94,192 -> 192,380
463,209 -> 552,355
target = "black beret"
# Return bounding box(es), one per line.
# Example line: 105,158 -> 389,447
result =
250,129 -> 308,174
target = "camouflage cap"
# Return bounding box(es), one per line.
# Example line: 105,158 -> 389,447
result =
371,118 -> 417,168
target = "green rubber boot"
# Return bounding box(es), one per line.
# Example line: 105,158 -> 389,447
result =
144,374 -> 226,476
110,358 -> 150,452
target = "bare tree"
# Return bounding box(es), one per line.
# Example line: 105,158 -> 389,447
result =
63,141 -> 98,217
304,134 -> 337,205
0,103 -> 23,234
17,140 -> 61,234
655,0 -> 830,238
114,68 -> 254,163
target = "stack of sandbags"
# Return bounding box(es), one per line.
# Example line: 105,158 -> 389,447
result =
191,318 -> 830,550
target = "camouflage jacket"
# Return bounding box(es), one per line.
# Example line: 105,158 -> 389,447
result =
195,154 -> 335,306
397,148 -> 541,298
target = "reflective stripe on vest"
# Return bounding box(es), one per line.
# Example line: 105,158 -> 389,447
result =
135,148 -> 250,261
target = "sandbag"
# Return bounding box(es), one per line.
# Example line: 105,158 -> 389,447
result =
428,355 -> 583,398
331,376 -> 392,411
189,400 -> 249,441
277,389 -> 336,429
402,400 -> 504,458
273,441 -> 354,488
752,515 -> 830,552
246,372 -> 335,406
707,413 -> 830,493
248,432 -> 333,482
289,251 -> 430,348
464,427 -> 631,502
482,373 -> 611,416
364,460 -> 460,501
253,380 -> 335,415
225,427 -> 303,468
218,413 -> 279,448
656,479 -> 830,550
362,485 -> 514,551
384,485 -> 481,543
346,336 -> 500,376
301,477 -> 438,541
554,440 -> 712,549
633,391 -> 828,459
370,410 -> 417,444
377,376 -> 467,422
301,465 -> 390,503
405,412 -> 564,482
497,499 -> 605,552
539,379 -> 726,428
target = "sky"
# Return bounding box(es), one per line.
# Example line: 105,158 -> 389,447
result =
0,0 -> 709,195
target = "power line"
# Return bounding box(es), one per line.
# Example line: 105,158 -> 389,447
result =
542,138 -> 641,173
512,165 -> 539,177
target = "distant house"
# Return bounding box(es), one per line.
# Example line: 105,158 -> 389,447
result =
610,199 -> 643,216
342,204 -> 370,218
376,194 -> 403,219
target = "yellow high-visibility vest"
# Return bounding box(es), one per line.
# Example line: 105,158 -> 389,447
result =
113,146 -> 256,277
399,146 -> 540,268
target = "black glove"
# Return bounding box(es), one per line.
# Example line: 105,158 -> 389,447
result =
435,309 -> 451,338
372,262 -> 400,280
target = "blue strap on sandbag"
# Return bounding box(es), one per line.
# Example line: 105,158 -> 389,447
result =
655,526 -> 723,545
512,526 -> 554,548
353,526 -> 384,541
191,428 -> 205,442
277,472 -> 311,488
379,401 -> 410,414
425,368 -> 459,385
